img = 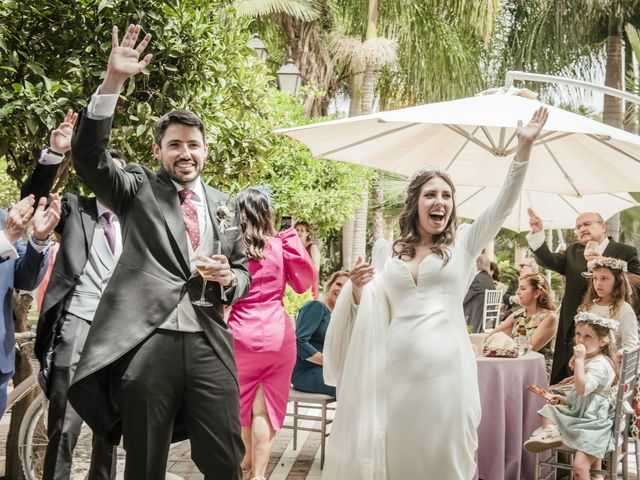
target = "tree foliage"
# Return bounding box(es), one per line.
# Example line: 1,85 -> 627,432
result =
0,0 -> 368,232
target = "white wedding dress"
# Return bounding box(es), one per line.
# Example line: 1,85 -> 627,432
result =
322,160 -> 528,480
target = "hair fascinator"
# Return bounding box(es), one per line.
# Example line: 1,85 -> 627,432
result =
574,311 -> 619,333
408,165 -> 451,186
582,256 -> 628,278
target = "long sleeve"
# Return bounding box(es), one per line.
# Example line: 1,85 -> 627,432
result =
459,160 -> 528,258
624,245 -> 640,276
617,302 -> 639,350
13,238 -> 48,291
71,109 -> 143,216
279,228 -> 315,294
533,242 -> 567,276
295,301 -> 325,359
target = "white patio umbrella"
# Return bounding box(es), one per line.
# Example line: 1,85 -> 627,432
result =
275,90 -> 640,196
455,187 -> 638,232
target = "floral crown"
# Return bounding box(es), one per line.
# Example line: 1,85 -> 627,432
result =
408,165 -> 451,185
574,311 -> 619,333
587,256 -> 628,273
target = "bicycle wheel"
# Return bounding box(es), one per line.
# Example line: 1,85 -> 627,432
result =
18,393 -> 48,480
18,393 -> 118,480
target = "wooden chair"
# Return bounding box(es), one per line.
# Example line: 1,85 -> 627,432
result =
481,289 -> 502,332
534,344 -> 640,479
283,388 -> 336,468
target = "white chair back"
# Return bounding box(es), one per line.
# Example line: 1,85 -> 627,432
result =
481,289 -> 502,332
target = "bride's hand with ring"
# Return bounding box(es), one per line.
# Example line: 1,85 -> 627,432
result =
350,256 -> 375,305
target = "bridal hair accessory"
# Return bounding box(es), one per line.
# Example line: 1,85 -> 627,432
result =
587,256 -> 628,272
216,203 -> 234,233
408,165 -> 451,185
574,311 -> 619,333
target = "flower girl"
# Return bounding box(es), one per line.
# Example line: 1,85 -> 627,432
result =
579,256 -> 638,352
524,312 -> 618,478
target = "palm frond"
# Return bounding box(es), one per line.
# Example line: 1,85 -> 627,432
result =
236,0 -> 320,21
330,34 -> 366,71
362,37 -> 397,67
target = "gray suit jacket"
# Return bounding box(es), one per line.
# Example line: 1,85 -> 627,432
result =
68,110 -> 251,444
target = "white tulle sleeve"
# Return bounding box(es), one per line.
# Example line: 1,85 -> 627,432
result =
321,239 -> 392,480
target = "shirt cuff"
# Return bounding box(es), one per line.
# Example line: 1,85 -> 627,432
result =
28,235 -> 49,254
526,229 -> 546,250
86,87 -> 119,119
39,148 -> 64,165
0,231 -> 19,260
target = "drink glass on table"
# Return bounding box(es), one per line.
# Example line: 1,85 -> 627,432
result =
192,240 -> 222,307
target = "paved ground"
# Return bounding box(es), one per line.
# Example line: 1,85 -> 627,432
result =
0,401 -> 324,480
2,400 -> 639,480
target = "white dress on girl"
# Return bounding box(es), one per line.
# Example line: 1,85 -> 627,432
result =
321,161 -> 528,480
538,354 -> 616,458
588,302 -> 639,350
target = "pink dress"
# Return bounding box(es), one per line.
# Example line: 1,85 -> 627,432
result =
228,228 -> 315,429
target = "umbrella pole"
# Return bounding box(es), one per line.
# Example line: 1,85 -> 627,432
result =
546,228 -> 553,288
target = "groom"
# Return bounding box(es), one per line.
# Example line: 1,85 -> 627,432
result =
68,24 -> 251,479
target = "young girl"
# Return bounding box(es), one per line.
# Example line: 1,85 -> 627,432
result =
580,256 -> 638,353
491,273 -> 558,377
524,312 -> 618,478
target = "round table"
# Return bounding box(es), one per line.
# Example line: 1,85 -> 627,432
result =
475,351 -> 549,480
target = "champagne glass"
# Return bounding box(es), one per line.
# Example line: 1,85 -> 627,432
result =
584,240 -> 599,261
192,240 -> 221,307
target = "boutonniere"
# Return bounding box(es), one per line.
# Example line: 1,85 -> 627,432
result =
216,203 -> 234,233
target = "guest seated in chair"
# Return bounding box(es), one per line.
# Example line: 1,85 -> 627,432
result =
491,273 -> 558,377
292,270 -> 349,396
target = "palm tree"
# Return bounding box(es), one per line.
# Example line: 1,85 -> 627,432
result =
491,0 -> 640,240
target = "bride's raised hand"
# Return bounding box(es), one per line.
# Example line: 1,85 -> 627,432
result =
350,256 -> 375,305
516,106 -> 548,145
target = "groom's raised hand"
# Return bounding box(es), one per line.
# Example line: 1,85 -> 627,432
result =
101,24 -> 153,95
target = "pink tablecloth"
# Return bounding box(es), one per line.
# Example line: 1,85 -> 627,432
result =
475,352 -> 548,480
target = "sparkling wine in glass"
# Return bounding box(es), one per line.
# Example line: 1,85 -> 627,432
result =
192,240 -> 221,307
584,240 -> 599,261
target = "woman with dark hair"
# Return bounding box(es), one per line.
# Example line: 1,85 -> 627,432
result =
292,270 -> 349,396
321,107 -> 548,479
228,187 -> 315,480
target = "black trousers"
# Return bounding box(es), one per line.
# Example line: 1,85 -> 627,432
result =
112,330 -> 244,480
44,315 -> 116,480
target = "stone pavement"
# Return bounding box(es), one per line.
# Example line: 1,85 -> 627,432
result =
0,402 -> 324,480
2,402 -> 639,479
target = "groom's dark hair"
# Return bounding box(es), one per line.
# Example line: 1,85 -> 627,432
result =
154,109 -> 206,145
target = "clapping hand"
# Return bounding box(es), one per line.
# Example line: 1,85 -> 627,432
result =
49,109 -> 77,155
3,196 -> 36,243
101,24 -> 153,94
32,194 -> 61,241
527,208 -> 543,234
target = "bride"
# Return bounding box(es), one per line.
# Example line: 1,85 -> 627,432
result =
322,107 -> 548,479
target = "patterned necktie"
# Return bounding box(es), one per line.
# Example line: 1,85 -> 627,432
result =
102,211 -> 116,255
178,188 -> 200,250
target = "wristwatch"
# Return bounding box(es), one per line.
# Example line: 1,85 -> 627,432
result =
31,233 -> 51,247
46,147 -> 64,158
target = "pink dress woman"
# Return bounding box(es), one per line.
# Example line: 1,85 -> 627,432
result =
228,228 -> 315,429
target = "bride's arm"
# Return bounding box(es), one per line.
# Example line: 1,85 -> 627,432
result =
460,107 -> 548,257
